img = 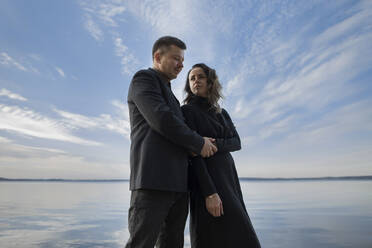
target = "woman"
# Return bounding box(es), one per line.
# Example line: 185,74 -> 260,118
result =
182,63 -> 261,248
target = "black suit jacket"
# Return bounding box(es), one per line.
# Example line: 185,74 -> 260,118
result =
127,68 -> 204,192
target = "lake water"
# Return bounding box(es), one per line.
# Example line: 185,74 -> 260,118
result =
1,180 -> 371,248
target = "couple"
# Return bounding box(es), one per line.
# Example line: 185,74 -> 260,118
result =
125,36 -> 260,248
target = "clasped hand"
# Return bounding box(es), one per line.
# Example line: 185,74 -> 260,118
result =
200,137 -> 217,158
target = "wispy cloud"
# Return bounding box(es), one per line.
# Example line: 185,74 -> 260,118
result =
0,130 -> 130,179
80,0 -> 126,27
55,67 -> 66,77
313,3 -> 372,47
114,37 -> 128,56
236,98 -> 372,177
83,14 -> 104,41
125,0 -> 194,35
0,135 -> 67,159
113,37 -> 139,75
0,136 -> 11,143
110,99 -> 130,137
284,99 -> 372,146
0,104 -> 100,146
225,72 -> 248,97
0,52 -> 28,71
79,0 -> 237,75
80,0 -> 126,41
229,2 -> 372,146
0,88 -> 27,101
54,99 -> 130,138
0,88 -> 129,149
0,147 -> 128,179
79,0 -> 139,74
125,0 -> 237,63
2,52 -> 70,79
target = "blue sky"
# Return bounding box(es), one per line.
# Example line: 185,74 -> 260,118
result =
1,0 -> 371,179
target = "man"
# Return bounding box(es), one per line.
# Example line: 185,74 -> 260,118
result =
125,36 -> 217,248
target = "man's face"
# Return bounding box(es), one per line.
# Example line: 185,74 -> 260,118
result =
157,45 -> 184,80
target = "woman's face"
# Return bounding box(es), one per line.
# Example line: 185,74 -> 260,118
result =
188,67 -> 209,97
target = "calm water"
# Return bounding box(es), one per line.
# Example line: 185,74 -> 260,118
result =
1,180 -> 372,248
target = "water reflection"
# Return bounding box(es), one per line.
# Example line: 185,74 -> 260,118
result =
0,182 -> 129,248
242,181 -> 372,248
0,181 -> 371,248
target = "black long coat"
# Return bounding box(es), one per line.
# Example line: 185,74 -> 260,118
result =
182,96 -> 261,248
127,68 -> 204,192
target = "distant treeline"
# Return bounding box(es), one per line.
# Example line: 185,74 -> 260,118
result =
1,176 -> 372,182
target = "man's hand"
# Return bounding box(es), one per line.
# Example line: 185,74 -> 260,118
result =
200,137 -> 217,158
206,193 -> 223,217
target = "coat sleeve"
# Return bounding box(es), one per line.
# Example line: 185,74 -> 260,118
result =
130,70 -> 204,154
215,109 -> 241,153
182,105 -> 217,197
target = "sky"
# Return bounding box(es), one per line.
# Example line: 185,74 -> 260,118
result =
0,0 -> 371,179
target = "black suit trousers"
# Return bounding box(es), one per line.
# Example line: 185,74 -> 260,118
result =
125,189 -> 189,248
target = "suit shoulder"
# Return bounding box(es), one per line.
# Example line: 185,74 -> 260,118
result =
132,69 -> 156,79
130,69 -> 160,89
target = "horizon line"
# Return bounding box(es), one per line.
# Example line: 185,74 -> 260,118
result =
1,175 -> 372,182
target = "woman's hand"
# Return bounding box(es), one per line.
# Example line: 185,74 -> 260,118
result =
205,193 -> 224,217
201,137 -> 217,158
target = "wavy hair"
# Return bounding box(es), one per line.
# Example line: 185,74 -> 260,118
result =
184,63 -> 223,113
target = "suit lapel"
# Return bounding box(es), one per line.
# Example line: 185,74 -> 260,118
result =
148,68 -> 184,120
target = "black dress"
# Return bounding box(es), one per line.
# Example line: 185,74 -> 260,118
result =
181,96 -> 261,248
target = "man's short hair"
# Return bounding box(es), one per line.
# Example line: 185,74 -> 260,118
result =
152,36 -> 186,59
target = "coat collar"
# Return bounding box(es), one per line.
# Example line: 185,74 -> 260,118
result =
149,68 -> 171,88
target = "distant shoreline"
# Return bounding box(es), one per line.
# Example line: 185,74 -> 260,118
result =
239,175 -> 372,181
1,176 -> 371,182
0,178 -> 128,182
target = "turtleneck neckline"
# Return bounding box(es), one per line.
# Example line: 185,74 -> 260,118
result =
189,95 -> 213,110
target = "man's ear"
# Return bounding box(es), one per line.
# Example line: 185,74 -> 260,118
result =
154,51 -> 162,64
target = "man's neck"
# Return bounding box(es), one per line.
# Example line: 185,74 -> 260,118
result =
152,67 -> 171,83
